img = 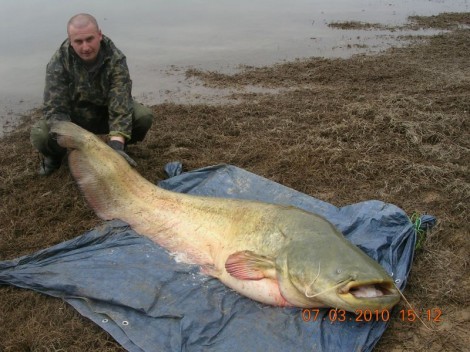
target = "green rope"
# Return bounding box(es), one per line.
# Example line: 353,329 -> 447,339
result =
410,212 -> 426,250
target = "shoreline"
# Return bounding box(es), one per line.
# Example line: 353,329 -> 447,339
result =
2,11 -> 467,138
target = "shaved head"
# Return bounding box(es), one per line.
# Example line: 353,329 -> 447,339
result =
67,13 -> 99,36
67,13 -> 103,64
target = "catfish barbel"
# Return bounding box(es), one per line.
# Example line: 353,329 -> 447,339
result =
51,121 -> 400,312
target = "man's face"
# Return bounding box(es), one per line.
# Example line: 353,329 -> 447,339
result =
68,22 -> 102,64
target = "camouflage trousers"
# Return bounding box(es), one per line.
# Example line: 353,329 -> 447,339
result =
30,101 -> 154,158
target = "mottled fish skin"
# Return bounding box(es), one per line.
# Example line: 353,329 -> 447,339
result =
51,121 -> 401,311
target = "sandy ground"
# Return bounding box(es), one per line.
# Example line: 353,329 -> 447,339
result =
0,13 -> 469,352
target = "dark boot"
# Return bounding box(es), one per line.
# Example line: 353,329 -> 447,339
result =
38,156 -> 62,176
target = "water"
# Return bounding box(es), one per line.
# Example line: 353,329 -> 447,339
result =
0,0 -> 468,135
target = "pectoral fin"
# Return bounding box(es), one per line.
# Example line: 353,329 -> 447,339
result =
225,251 -> 277,280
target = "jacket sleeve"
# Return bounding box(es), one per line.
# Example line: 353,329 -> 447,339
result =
43,51 -> 72,123
107,57 -> 133,140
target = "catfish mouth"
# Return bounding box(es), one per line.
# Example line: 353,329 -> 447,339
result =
338,280 -> 398,299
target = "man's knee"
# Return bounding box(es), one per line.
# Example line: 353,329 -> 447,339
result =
30,119 -> 65,157
30,119 -> 50,154
133,102 -> 154,128
131,102 -> 154,143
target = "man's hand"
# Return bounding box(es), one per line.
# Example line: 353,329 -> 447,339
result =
108,139 -> 137,167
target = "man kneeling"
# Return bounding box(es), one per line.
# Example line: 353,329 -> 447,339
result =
31,13 -> 154,175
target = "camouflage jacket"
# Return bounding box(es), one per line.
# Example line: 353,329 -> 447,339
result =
43,35 -> 133,140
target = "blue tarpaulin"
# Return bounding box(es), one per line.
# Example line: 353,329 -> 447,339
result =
0,163 -> 435,351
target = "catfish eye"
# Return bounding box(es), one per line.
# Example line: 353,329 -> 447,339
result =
336,269 -> 342,274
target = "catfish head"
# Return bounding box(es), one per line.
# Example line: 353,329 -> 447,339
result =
274,237 -> 401,312
224,213 -> 401,312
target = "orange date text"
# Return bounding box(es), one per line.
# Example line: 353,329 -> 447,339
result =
301,308 -> 443,323
301,308 -> 391,323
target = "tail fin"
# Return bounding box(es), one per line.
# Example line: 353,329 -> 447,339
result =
50,121 -> 128,220
50,121 -> 97,150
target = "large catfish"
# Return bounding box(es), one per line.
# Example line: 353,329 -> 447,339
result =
51,122 -> 400,312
